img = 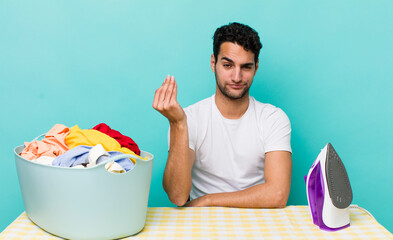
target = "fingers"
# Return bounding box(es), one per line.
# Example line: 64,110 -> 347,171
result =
164,76 -> 176,108
158,75 -> 170,106
169,76 -> 177,104
153,75 -> 177,111
153,75 -> 186,123
153,75 -> 169,109
152,78 -> 162,109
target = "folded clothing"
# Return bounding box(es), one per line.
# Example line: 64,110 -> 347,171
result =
65,125 -> 144,164
52,144 -> 134,172
20,124 -> 70,160
93,123 -> 141,155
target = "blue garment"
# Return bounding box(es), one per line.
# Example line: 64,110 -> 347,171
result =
52,145 -> 134,171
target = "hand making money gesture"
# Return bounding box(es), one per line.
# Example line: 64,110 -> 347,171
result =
153,75 -> 186,124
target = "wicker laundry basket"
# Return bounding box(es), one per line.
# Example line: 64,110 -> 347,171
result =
14,145 -> 153,240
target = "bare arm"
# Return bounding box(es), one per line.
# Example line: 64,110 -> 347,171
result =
185,151 -> 292,208
152,75 -> 195,206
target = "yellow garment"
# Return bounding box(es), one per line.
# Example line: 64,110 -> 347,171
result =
65,125 -> 144,163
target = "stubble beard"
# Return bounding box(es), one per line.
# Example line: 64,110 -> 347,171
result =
215,73 -> 250,100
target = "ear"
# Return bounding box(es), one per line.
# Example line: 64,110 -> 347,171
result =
210,54 -> 216,73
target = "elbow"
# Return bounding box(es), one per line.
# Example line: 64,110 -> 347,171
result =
273,190 -> 288,208
163,181 -> 190,206
168,194 -> 188,206
162,181 -> 189,207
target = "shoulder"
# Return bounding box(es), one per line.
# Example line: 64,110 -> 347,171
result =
251,97 -> 290,123
184,95 -> 213,116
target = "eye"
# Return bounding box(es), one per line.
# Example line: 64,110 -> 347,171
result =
223,63 -> 232,68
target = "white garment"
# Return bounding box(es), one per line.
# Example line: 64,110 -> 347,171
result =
32,156 -> 55,166
105,161 -> 126,174
170,95 -> 292,200
87,144 -> 109,167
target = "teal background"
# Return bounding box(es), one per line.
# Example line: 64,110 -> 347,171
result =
1,0 -> 392,233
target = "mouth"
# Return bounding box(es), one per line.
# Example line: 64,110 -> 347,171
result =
228,84 -> 244,90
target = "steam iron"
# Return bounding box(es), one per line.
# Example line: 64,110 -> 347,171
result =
305,143 -> 353,231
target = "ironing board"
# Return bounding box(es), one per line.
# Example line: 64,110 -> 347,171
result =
1,206 -> 392,239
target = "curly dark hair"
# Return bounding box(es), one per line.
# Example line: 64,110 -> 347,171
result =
213,22 -> 262,64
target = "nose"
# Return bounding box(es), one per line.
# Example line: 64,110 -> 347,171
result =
232,67 -> 242,83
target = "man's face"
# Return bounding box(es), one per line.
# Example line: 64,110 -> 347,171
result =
211,42 -> 259,100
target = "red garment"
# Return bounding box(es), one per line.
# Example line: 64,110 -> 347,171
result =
92,123 -> 141,155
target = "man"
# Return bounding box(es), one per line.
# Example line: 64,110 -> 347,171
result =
153,22 -> 292,208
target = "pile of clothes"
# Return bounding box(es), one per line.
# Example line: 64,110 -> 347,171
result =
20,123 -> 144,173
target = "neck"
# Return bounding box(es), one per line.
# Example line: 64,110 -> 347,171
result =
214,91 -> 250,119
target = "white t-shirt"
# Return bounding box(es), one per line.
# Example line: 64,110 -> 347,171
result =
169,95 -> 292,200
